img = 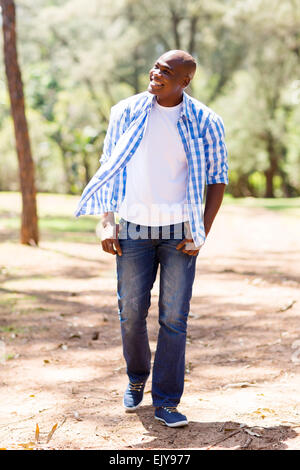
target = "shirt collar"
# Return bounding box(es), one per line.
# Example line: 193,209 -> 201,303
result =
145,91 -> 193,122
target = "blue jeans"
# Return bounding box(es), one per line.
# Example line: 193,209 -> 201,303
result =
116,219 -> 198,407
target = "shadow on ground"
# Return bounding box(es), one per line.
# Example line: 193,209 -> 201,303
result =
131,406 -> 297,450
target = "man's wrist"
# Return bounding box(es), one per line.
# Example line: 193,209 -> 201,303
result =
101,212 -> 117,240
184,221 -> 192,239
204,220 -> 211,237
102,212 -> 115,228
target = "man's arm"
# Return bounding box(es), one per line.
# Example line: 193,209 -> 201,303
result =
177,113 -> 228,255
176,183 -> 225,255
203,183 -> 225,237
99,102 -> 129,256
203,116 -> 228,236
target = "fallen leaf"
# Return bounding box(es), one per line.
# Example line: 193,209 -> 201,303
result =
35,423 -> 40,443
252,407 -> 276,419
189,311 -> 200,319
254,408 -> 275,414
74,411 -> 82,421
277,300 -> 296,312
57,343 -> 68,350
46,423 -> 58,443
245,429 -> 261,437
69,333 -> 81,340
18,442 -> 35,449
185,362 -> 193,373
223,382 -> 256,389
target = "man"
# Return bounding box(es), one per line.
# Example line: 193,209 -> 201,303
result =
75,50 -> 228,427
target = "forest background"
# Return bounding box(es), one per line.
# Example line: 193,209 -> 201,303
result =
1,0 -> 300,201
1,0 -> 300,450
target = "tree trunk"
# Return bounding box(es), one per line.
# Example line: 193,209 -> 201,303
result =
278,167 -> 299,197
82,151 -> 90,187
1,0 -> 39,245
132,47 -> 140,94
264,132 -> 278,198
170,8 -> 181,50
264,168 -> 275,198
188,16 -> 198,56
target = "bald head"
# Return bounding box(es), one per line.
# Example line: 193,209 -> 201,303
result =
160,50 -> 197,81
148,50 -> 197,106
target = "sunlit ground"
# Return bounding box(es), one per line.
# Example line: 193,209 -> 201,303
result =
0,192 -> 300,449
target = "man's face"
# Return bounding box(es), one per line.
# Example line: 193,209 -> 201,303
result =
148,53 -> 190,102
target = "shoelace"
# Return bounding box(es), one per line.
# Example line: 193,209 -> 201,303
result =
163,406 -> 178,413
128,381 -> 144,392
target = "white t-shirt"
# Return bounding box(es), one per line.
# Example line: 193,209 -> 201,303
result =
118,98 -> 189,226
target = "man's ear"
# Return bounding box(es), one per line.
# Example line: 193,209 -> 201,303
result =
182,75 -> 191,89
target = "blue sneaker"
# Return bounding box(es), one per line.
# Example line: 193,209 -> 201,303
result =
154,407 -> 188,427
123,381 -> 145,411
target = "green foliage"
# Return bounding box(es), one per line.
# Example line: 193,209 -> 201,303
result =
0,0 -> 300,197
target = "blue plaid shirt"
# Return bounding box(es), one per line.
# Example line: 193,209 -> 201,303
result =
74,91 -> 228,247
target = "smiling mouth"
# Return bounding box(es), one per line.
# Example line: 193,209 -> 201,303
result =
149,79 -> 164,89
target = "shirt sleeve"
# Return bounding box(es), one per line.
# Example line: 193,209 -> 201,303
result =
99,101 -> 129,165
99,106 -> 118,164
203,115 -> 229,185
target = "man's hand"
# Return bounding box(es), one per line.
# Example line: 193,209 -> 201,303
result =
176,221 -> 201,256
101,212 -> 122,256
176,238 -> 200,256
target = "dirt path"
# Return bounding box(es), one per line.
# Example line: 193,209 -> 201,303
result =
0,204 -> 300,450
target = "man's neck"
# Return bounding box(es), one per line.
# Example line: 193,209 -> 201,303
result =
156,93 -> 183,107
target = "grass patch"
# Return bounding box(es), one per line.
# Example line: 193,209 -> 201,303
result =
0,192 -> 100,235
0,297 -> 18,307
224,195 -> 300,215
0,293 -> 41,317
6,354 -> 17,361
0,293 -> 37,302
14,307 -> 50,316
0,325 -> 25,334
0,192 -> 99,239
1,216 -> 98,233
0,192 -> 100,242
